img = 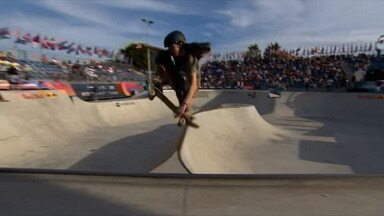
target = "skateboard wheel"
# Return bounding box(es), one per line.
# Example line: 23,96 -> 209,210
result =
149,89 -> 155,96
148,89 -> 156,100
179,118 -> 186,125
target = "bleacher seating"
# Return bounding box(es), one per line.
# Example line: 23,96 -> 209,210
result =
17,60 -> 67,80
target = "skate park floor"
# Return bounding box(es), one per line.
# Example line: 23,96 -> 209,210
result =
1,89 -> 384,215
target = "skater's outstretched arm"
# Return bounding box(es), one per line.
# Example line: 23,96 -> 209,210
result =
182,72 -> 198,109
178,56 -> 199,116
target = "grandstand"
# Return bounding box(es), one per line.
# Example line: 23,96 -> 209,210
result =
0,47 -> 146,100
18,60 -> 67,80
1,51 -> 145,82
0,27 -> 144,88
1,25 -> 383,94
202,52 -> 384,92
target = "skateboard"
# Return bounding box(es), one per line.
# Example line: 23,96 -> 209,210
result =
148,85 -> 199,128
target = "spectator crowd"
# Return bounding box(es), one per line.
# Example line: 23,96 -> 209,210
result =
1,48 -> 381,92
0,50 -> 145,85
201,53 -> 374,91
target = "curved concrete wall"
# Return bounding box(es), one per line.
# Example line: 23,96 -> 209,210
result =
0,90 -> 182,172
181,91 -> 384,174
2,90 -> 384,174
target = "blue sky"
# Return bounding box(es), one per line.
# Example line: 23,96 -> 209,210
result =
1,0 -> 384,54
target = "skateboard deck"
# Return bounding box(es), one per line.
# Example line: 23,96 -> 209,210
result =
148,85 -> 199,128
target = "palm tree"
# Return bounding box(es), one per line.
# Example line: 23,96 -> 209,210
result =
246,43 -> 261,60
264,42 -> 281,59
270,42 -> 281,52
119,44 -> 147,69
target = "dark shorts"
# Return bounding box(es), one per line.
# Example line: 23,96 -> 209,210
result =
173,71 -> 190,105
155,69 -> 191,105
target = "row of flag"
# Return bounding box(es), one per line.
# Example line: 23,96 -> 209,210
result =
285,42 -> 376,57
212,51 -> 246,61
0,27 -> 115,58
211,41 -> 377,61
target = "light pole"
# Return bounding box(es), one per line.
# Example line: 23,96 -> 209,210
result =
141,18 -> 154,89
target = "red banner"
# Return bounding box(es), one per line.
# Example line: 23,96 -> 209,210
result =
116,82 -> 144,96
43,81 -> 77,96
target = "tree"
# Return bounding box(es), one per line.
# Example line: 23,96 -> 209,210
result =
270,42 -> 281,52
245,43 -> 261,60
120,43 -> 147,69
120,43 -> 163,72
264,42 -> 281,59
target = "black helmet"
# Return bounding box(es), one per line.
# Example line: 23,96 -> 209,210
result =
163,30 -> 186,48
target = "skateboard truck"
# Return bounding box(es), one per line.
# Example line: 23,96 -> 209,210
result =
148,88 -> 156,101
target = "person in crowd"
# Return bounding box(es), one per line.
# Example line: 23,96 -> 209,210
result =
6,65 -> 19,84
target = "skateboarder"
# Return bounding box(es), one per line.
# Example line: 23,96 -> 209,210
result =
155,30 -> 200,117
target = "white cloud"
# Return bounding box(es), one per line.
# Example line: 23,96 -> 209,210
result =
35,1 -> 164,35
2,12 -> 128,50
35,0 -> 114,27
211,0 -> 384,52
33,0 -> 163,40
95,0 -> 183,14
3,0 -> 384,54
215,0 -> 305,28
202,32 -> 214,38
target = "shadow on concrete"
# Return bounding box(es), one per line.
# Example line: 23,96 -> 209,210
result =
299,140 -> 348,165
287,92 -> 384,174
195,90 -> 277,115
0,174 -> 157,216
298,123 -> 384,174
70,124 -> 184,173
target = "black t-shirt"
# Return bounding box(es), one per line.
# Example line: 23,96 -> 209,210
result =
156,50 -> 199,89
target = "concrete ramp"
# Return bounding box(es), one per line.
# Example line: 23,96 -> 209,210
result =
180,105 -> 289,174
180,106 -> 352,174
2,90 -> 384,174
181,91 -> 384,174
2,90 -> 384,215
0,90 -> 186,173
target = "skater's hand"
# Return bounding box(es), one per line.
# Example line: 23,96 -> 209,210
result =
178,103 -> 188,117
